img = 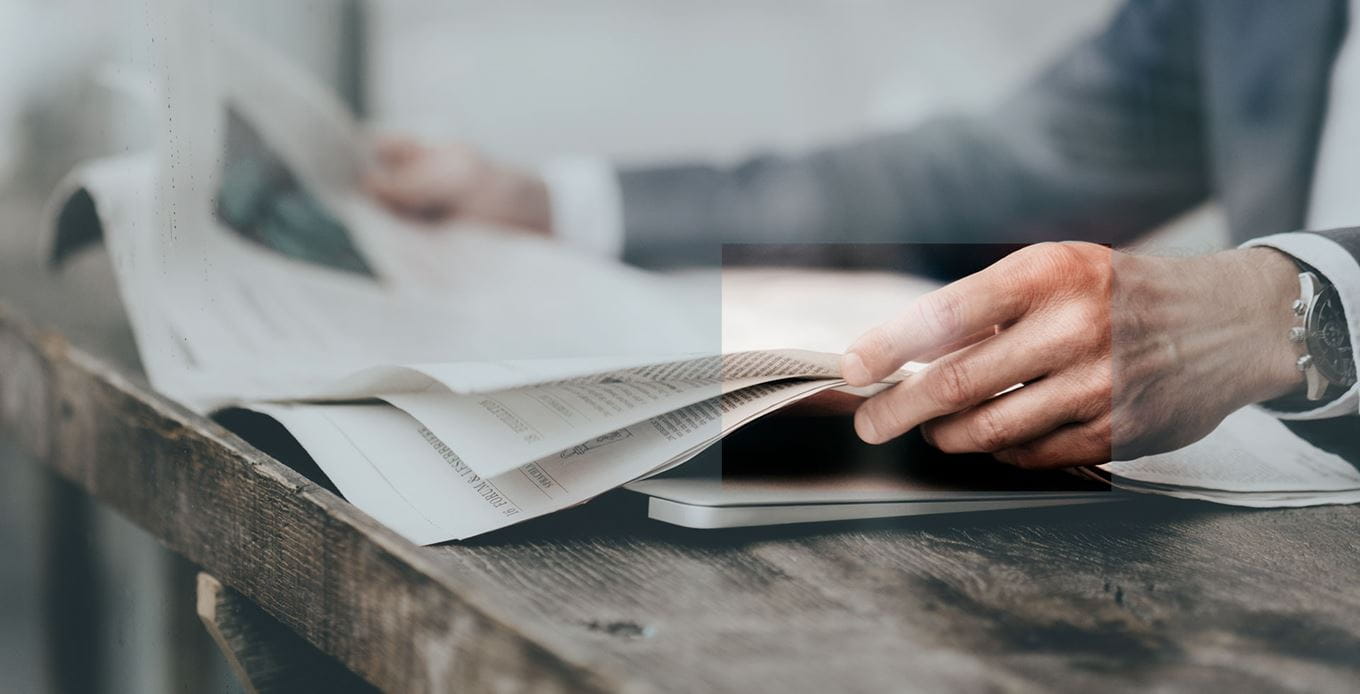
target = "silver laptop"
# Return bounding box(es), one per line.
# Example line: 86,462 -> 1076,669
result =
624,416 -> 1117,530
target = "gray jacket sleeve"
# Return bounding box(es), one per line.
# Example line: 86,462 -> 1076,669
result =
616,0 -> 1209,267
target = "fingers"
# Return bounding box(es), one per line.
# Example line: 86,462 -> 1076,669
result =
916,324 -> 1000,363
993,414 -> 1112,469
363,133 -> 481,220
363,136 -> 435,215
371,134 -> 423,166
360,136 -> 553,233
919,369 -> 1102,454
842,256 -> 1037,386
843,242 -> 1115,450
363,160 -> 456,219
362,138 -> 482,221
852,324 -> 1061,444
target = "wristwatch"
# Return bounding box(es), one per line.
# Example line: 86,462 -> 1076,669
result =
1289,269 -> 1357,400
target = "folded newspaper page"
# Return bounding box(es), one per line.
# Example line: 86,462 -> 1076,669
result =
44,5 -> 1360,543
254,372 -> 860,543
1083,406 -> 1360,506
42,6 -> 913,542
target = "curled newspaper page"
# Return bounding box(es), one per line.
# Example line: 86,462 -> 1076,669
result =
254,376 -> 849,543
122,2 -> 722,409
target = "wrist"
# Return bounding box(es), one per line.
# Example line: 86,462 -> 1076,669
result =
1210,248 -> 1307,402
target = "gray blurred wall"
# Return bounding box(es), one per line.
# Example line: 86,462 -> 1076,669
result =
0,0 -> 357,191
367,1 -> 1118,166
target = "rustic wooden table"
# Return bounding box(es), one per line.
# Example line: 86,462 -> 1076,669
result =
3,187 -> 1360,692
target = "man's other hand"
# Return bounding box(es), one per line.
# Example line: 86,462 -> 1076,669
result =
362,135 -> 553,235
841,242 -> 1306,468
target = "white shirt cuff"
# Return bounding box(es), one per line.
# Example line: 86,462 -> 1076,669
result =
538,157 -> 624,258
1241,232 -> 1360,419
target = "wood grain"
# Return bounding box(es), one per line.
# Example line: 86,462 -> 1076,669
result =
197,572 -> 376,694
4,297 -> 1360,693
432,494 -> 1360,693
0,302 -> 630,694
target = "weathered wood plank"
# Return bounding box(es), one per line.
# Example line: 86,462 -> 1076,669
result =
434,492 -> 1360,693
197,572 -> 376,694
5,294 -> 1360,693
0,302 -> 633,694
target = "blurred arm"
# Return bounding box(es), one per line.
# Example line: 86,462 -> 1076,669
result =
614,0 -> 1210,266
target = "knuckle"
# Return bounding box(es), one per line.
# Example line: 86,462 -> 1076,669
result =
1047,241 -> 1089,269
1016,242 -> 1113,295
1084,362 -> 1114,413
1018,240 -> 1065,262
1062,244 -> 1114,294
1070,293 -> 1111,329
1011,242 -> 1068,278
969,407 -> 1013,452
998,243 -> 1070,310
1054,305 -> 1111,362
926,358 -> 974,409
1085,419 -> 1114,460
923,420 -> 963,453
859,393 -> 906,442
1086,245 -> 1116,291
857,330 -> 899,367
918,290 -> 965,338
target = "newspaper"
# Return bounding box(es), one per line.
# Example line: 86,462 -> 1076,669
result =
254,376 -> 853,544
45,7 -> 915,541
1083,406 -> 1360,506
45,6 -> 1360,543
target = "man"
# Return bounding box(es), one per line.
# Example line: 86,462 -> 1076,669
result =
364,0 -> 1359,468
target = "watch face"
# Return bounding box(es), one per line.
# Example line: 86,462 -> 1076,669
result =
1306,287 -> 1357,387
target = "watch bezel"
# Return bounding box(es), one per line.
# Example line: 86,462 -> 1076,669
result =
1304,284 -> 1357,387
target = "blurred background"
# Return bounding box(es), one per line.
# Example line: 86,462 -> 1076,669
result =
2,1 -> 1227,691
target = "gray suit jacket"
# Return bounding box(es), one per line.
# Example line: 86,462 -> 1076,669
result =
618,0 -> 1358,265
616,0 -> 1360,453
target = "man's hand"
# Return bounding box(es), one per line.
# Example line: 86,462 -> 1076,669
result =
841,242 -> 1306,468
362,135 -> 553,234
